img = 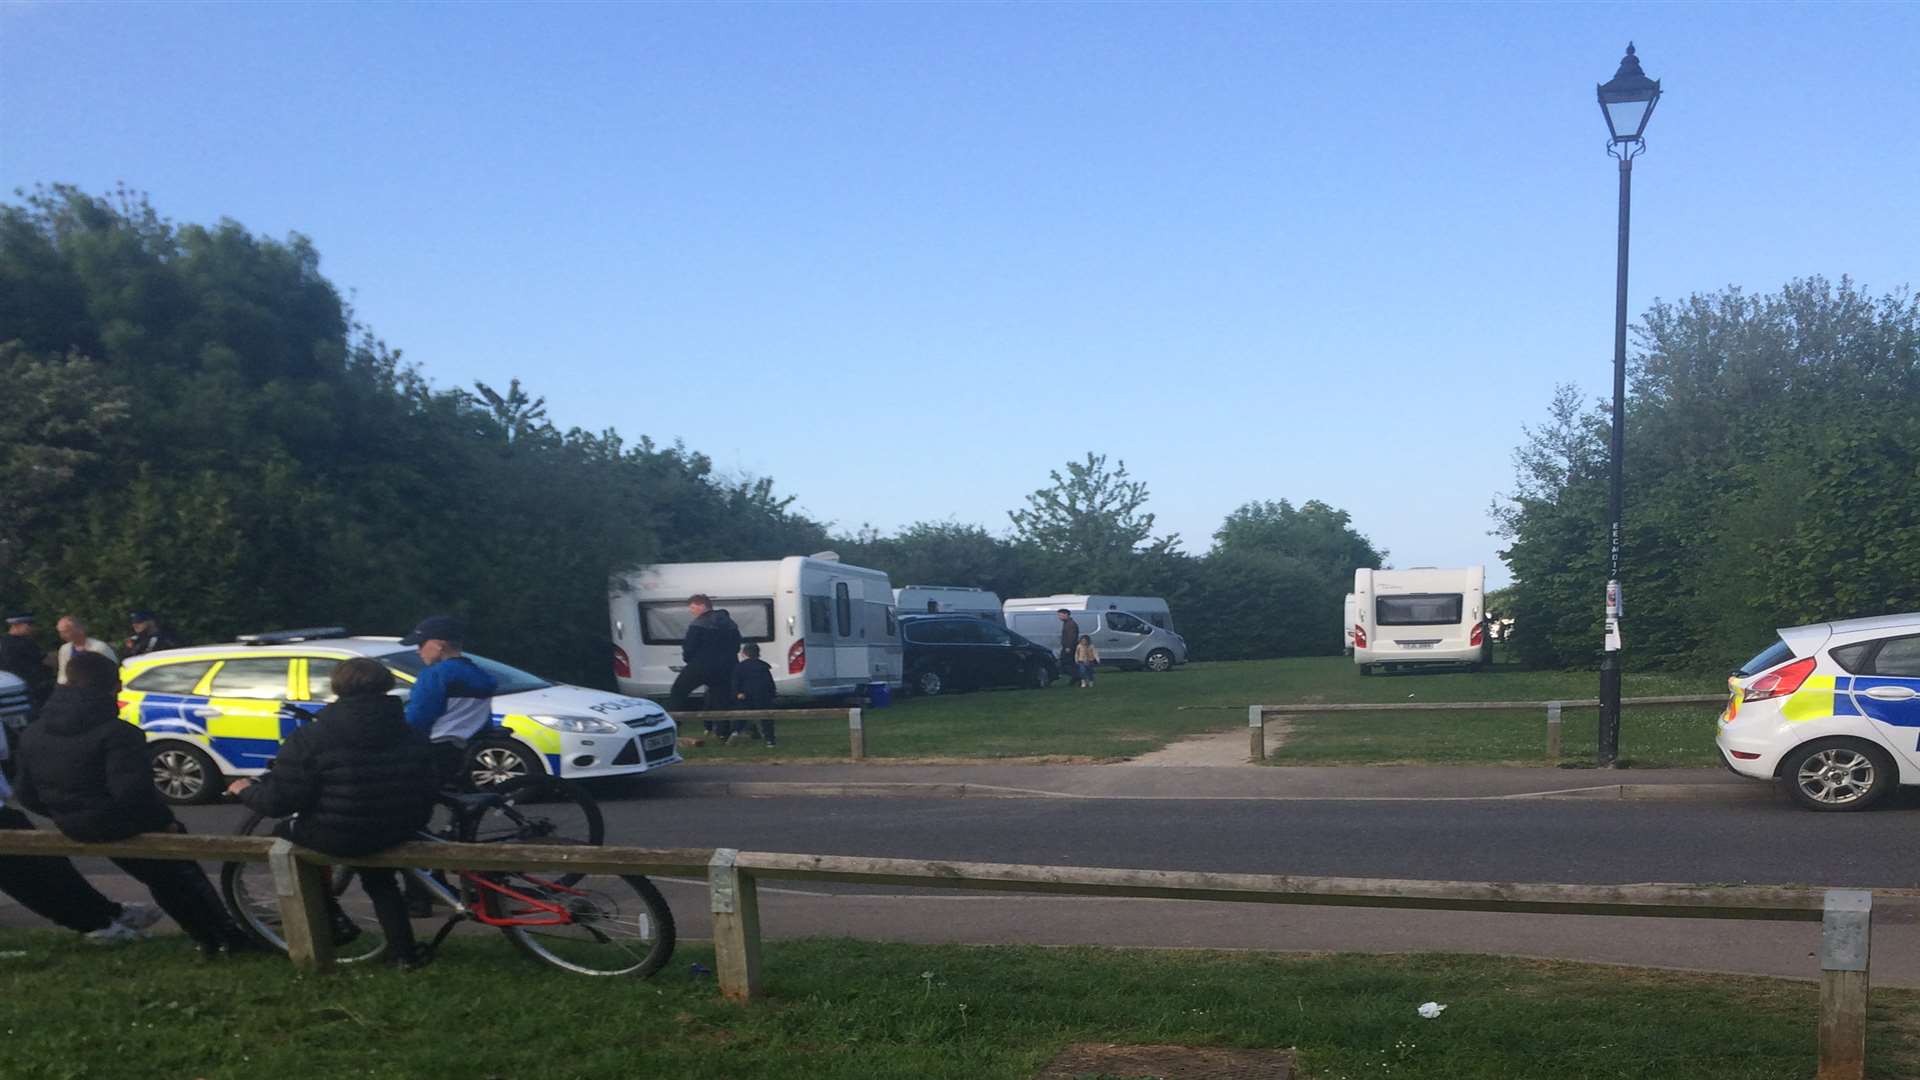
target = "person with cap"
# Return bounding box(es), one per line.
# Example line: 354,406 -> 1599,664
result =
0,763 -> 164,945
399,615 -> 498,788
1,613 -> 45,690
1055,609 -> 1079,683
122,610 -> 180,658
53,615 -> 116,687
11,651 -> 257,957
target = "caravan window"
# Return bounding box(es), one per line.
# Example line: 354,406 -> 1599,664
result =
1375,594 -> 1464,626
808,596 -> 832,635
835,583 -> 852,638
640,599 -> 775,644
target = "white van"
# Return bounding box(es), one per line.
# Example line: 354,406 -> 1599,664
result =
611,554 -> 904,703
1004,608 -> 1188,672
1004,595 -> 1178,635
894,585 -> 1004,624
1352,567 -> 1490,674
1343,593 -> 1358,656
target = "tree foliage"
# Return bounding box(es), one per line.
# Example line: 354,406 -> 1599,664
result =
1495,277 -> 1920,670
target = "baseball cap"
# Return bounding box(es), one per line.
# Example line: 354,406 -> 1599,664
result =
129,610 -> 155,623
399,615 -> 466,646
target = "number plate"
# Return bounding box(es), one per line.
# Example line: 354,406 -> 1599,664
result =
642,732 -> 675,751
1398,642 -> 1435,649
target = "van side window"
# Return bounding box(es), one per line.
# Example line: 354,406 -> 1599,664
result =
809,597 -> 832,635
1107,612 -> 1149,635
835,583 -> 852,638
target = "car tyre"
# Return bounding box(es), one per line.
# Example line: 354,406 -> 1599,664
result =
466,738 -> 549,794
151,743 -> 221,805
911,667 -> 945,697
1781,737 -> 1896,812
1144,649 -> 1175,673
1027,662 -> 1053,689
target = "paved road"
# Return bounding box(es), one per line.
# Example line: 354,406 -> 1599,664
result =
17,792 -> 1920,985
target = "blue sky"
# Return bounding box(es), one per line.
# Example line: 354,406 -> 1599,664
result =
4,2 -> 1916,586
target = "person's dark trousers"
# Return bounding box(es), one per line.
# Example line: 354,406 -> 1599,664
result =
109,849 -> 247,950
671,668 -> 732,735
0,807 -> 122,932
1059,649 -> 1074,679
354,867 -> 421,964
430,740 -> 466,790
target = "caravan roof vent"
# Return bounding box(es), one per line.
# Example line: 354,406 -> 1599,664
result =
809,551 -> 841,562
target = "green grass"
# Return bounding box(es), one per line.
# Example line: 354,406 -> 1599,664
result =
1,931 -> 1910,1079
677,656 -> 1725,767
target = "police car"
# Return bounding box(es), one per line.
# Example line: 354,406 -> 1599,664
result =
119,628 -> 681,804
1717,612 -> 1920,811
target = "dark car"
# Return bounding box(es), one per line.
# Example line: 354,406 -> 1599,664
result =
899,615 -> 1057,697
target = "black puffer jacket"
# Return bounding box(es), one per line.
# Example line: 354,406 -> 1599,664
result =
237,693 -> 436,857
13,686 -> 175,842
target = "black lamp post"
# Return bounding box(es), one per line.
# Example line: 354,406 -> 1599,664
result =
1595,43 -> 1661,766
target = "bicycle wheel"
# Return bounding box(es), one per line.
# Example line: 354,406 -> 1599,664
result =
460,781 -> 604,885
482,871 -> 675,977
218,813 -> 391,964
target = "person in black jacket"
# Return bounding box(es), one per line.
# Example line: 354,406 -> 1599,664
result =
670,595 -> 742,734
12,651 -> 255,956
227,657 -> 436,968
729,643 -> 777,746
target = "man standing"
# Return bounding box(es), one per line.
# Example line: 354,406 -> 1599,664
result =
1055,609 -> 1079,682
669,595 -> 740,728
122,611 -> 180,658
398,615 -> 498,788
54,615 -> 116,687
2,613 -> 48,705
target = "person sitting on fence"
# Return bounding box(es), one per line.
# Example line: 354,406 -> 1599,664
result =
730,642 -> 777,747
1074,634 -> 1099,688
0,760 -> 163,945
226,657 -> 437,969
11,651 -> 257,957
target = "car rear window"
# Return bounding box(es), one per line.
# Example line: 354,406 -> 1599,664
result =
126,661 -> 215,695
1736,638 -> 1796,676
1376,594 -> 1464,626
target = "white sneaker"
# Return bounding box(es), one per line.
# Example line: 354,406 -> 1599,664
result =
84,922 -> 142,945
114,903 -> 164,932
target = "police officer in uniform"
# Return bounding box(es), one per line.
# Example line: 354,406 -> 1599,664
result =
122,610 -> 180,658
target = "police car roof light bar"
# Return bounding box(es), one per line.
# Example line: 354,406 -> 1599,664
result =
238,627 -> 350,645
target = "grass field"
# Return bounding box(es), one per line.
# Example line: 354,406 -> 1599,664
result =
1,931 -> 1908,1079
676,655 -> 1726,767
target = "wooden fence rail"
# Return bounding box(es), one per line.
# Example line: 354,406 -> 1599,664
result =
0,828 -> 1873,1079
1246,695 -> 1728,764
709,707 -> 865,760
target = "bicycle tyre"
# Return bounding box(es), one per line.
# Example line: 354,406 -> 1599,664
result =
459,780 -> 603,886
218,812 -> 391,964
483,871 -> 676,977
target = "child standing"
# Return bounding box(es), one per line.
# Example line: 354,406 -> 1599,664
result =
1073,634 -> 1099,688
731,642 -> 778,746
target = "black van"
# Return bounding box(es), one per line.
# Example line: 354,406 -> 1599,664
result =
899,615 -> 1057,697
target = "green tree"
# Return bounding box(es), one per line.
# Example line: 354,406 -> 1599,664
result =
1008,453 -> 1181,592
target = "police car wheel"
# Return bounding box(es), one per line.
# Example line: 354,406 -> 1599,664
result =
468,740 -> 547,793
151,744 -> 220,805
1782,738 -> 1895,812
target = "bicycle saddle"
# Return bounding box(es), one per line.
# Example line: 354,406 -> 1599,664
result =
436,790 -> 508,814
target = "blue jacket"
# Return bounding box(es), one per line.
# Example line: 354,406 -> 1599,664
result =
405,655 -> 498,744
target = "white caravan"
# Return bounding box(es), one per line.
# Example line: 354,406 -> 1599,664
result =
1343,593 -> 1358,656
610,555 -> 903,703
1004,594 -> 1178,635
1352,566 -> 1490,674
894,586 -> 1004,624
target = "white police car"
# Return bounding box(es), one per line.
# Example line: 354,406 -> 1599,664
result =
1717,612 -> 1920,811
119,629 -> 681,803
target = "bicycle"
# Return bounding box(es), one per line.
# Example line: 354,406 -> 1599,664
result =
218,782 -> 675,977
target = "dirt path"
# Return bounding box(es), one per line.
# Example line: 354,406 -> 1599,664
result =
1117,717 -> 1292,766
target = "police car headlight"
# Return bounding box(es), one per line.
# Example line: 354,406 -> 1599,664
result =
529,715 -> 622,734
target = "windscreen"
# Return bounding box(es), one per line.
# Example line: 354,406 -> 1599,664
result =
639,600 -> 775,644
1375,594 -> 1464,626
380,651 -> 550,694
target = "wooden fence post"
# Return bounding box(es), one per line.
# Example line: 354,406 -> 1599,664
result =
267,839 -> 335,973
1248,705 -> 1265,763
1818,888 -> 1872,1079
710,847 -> 762,1003
848,707 -> 865,762
1546,702 -> 1563,759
